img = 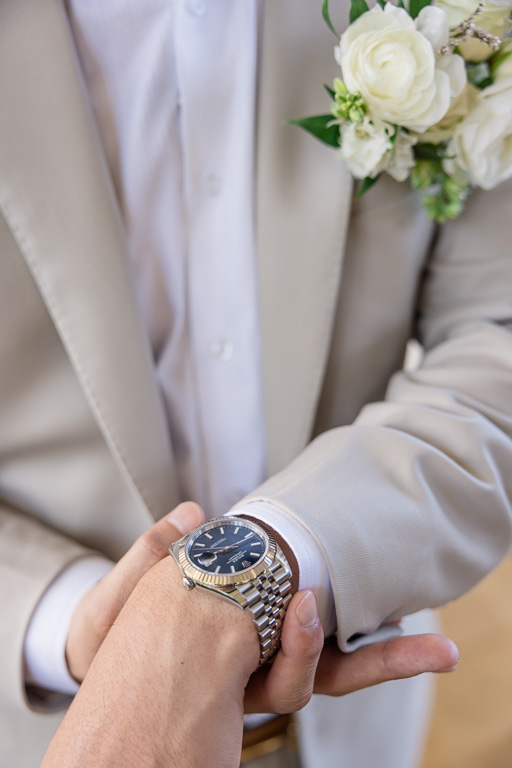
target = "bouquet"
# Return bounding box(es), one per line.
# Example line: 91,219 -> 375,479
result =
291,0 -> 512,221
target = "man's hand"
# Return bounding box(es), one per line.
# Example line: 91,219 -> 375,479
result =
43,554 -> 259,768
45,544 -> 458,767
66,500 -> 205,682
245,591 -> 460,714
64,498 -> 459,750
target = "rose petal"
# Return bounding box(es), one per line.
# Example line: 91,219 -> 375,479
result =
340,4 -> 411,55
436,53 -> 467,98
415,5 -> 450,50
383,3 -> 417,28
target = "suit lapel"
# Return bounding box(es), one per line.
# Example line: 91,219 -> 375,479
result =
0,0 -> 179,520
257,0 -> 353,475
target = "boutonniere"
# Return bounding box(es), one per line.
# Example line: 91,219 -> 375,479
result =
290,0 -> 512,222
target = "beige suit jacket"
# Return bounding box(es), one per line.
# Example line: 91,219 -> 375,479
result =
1,0 -> 511,764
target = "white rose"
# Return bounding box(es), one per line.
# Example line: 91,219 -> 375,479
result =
444,76 -> 512,188
421,83 -> 478,142
435,0 -> 512,61
336,4 -> 466,132
340,118 -> 393,178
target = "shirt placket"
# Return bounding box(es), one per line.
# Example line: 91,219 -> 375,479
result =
174,0 -> 267,518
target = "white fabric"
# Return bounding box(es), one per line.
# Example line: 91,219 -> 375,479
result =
231,502 -> 337,637
234,502 -> 403,649
24,557 -> 113,695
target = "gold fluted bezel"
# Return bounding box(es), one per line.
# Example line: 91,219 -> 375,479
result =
172,517 -> 276,587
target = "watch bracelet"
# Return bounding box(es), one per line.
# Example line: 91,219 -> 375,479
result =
224,558 -> 293,665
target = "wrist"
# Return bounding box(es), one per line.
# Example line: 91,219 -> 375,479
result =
132,557 -> 261,682
44,557 -> 251,768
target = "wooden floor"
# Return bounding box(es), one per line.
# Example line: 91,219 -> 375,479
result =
421,556 -> 512,768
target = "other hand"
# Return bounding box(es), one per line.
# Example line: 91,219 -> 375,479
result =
245,591 -> 459,714
66,500 -> 204,682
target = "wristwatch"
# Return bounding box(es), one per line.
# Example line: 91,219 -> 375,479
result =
169,516 -> 293,664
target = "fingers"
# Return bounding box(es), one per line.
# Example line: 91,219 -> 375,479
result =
98,501 -> 204,608
314,633 -> 460,697
245,590 -> 324,714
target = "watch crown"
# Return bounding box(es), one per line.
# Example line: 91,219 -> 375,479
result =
182,576 -> 196,590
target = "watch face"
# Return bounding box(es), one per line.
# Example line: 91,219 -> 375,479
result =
186,520 -> 268,576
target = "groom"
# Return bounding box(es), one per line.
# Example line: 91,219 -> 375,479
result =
1,0 -> 511,766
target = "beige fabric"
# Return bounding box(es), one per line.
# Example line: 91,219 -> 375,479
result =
0,0 -> 511,765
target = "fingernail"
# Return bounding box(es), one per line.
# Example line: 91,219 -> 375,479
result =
167,502 -> 203,535
443,640 -> 461,668
436,639 -> 461,673
296,591 -> 319,628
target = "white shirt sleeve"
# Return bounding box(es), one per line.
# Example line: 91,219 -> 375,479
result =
229,500 -> 402,650
24,556 -> 114,695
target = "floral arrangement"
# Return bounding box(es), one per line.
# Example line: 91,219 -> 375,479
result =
291,0 -> 512,221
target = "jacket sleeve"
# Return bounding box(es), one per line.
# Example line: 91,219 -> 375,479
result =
233,179 -> 512,649
0,504 -> 94,711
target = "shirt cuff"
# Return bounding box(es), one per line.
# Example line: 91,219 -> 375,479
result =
227,500 -> 403,650
226,500 -> 337,636
24,556 -> 114,695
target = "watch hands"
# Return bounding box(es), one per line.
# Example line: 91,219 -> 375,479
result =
193,544 -> 239,557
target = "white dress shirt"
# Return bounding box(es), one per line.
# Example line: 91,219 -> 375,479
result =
24,0 -> 398,695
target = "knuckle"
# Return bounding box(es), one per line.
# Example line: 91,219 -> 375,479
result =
136,529 -> 169,560
81,589 -> 120,639
381,640 -> 395,680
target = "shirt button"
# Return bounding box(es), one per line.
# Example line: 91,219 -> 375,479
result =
210,340 -> 234,361
185,0 -> 206,16
204,173 -> 223,197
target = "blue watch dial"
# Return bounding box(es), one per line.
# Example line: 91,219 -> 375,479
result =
187,520 -> 267,575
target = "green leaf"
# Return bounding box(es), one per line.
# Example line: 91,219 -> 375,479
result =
386,127 -> 399,163
322,0 -> 339,36
490,48 -> 512,76
414,143 -> 446,162
376,0 -> 386,6
349,0 -> 370,24
355,174 -> 380,200
466,61 -> 493,90
287,115 -> 341,148
323,83 -> 336,100
408,0 -> 432,18
396,0 -> 405,8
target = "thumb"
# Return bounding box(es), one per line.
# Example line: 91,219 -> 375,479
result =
245,590 -> 324,714
98,501 -> 204,608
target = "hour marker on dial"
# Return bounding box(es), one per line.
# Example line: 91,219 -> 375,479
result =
230,566 -> 236,573
204,533 -> 213,540
215,565 -> 221,574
